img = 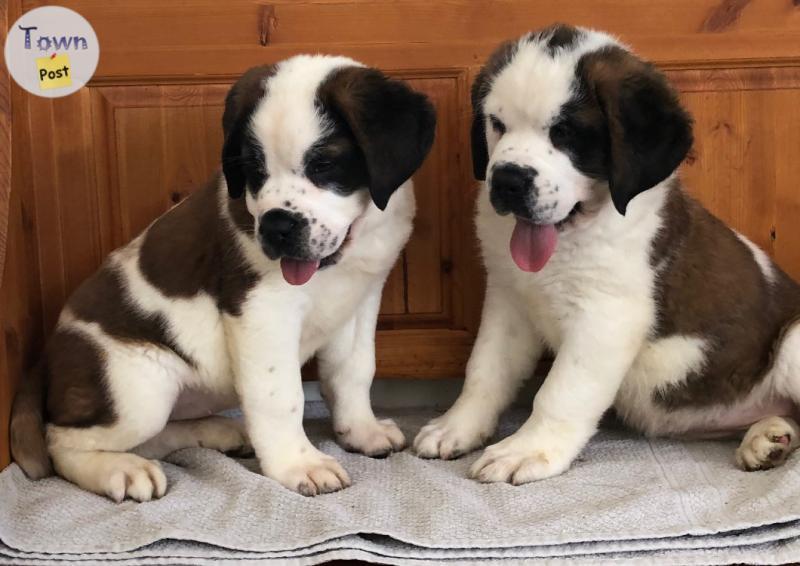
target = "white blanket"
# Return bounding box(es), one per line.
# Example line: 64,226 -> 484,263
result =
1,405 -> 798,564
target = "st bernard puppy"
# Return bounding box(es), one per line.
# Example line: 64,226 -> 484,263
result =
11,55 -> 435,501
414,25 -> 800,483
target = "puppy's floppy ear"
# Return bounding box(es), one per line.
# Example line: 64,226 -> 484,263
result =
583,47 -> 693,215
319,67 -> 436,210
221,65 -> 275,199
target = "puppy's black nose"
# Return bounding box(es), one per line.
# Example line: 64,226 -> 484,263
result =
491,163 -> 537,197
489,163 -> 538,216
259,209 -> 304,257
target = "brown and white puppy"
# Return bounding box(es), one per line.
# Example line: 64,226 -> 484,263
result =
414,25 -> 800,483
11,55 -> 436,501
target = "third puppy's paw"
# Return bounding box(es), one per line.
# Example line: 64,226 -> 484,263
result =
413,412 -> 493,460
335,418 -> 406,458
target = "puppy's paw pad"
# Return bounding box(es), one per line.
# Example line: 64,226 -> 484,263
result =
336,419 -> 406,457
737,419 -> 797,472
413,416 -> 490,460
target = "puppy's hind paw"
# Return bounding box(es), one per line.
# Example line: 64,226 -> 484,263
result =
736,416 -> 800,471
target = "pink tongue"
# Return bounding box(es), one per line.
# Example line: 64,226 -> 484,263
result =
510,219 -> 558,272
280,258 -> 320,286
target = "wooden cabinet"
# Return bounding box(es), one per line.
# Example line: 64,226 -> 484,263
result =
3,0 -> 800,468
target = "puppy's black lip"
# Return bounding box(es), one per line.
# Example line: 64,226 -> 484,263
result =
555,202 -> 583,229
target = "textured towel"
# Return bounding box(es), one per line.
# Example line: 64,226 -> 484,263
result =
1,404 -> 799,564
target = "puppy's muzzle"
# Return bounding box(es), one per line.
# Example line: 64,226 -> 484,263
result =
489,163 -> 538,218
258,209 -> 308,260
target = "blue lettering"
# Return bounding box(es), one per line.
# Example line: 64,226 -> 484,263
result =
52,36 -> 73,50
36,36 -> 51,51
18,25 -> 37,49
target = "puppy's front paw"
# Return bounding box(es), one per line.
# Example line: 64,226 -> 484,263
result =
335,418 -> 406,458
96,453 -> 167,503
414,412 -> 493,460
469,432 -> 574,485
266,448 -> 351,496
736,416 -> 800,471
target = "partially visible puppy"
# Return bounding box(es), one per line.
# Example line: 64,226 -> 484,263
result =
415,24 -> 800,482
11,55 -> 436,500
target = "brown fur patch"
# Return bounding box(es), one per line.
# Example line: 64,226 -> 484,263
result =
69,260 -> 194,366
315,66 -> 436,210
10,362 -> 53,478
138,176 -> 260,317
45,329 -> 115,427
650,183 -> 800,409
577,46 -> 693,214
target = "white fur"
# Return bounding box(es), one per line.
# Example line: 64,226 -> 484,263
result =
735,230 -> 777,285
47,55 -> 415,500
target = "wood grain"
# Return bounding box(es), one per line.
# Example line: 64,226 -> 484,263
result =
0,0 -> 11,471
676,67 -> 800,280
23,92 -> 104,332
19,1 -> 800,79
0,0 -> 11,286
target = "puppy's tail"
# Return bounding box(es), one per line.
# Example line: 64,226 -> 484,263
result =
10,362 -> 53,479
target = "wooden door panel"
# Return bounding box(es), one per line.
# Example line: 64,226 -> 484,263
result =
93,85 -> 227,246
672,68 -> 800,280
22,91 -> 102,331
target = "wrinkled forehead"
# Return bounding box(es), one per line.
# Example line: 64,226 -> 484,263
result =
483,29 -> 618,127
249,55 -> 362,167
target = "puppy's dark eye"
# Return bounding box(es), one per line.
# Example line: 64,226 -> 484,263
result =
489,115 -> 506,135
311,160 -> 335,174
550,121 -> 576,146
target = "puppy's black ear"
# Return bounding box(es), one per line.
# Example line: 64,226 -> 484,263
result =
221,65 -> 275,199
319,67 -> 436,210
470,70 -> 490,181
583,47 -> 693,215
